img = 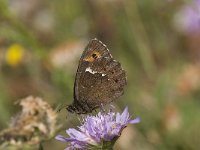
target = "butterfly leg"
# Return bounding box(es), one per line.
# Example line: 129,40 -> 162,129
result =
77,114 -> 85,122
100,103 -> 106,112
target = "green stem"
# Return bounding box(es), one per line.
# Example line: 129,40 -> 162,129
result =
123,0 -> 156,78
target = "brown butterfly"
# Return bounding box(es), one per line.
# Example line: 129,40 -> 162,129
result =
67,38 -> 127,114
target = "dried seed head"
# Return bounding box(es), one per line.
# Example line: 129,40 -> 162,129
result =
0,96 -> 58,147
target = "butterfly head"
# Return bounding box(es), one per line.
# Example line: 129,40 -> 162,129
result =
66,105 -> 76,113
66,104 -> 91,114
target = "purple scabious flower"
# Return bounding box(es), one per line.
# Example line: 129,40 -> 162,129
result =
55,106 -> 140,150
174,0 -> 200,34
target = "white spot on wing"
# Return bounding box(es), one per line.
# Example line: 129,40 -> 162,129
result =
85,67 -> 97,74
85,67 -> 106,77
102,43 -> 106,47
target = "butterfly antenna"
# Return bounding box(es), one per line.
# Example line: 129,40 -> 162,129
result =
56,103 -> 68,113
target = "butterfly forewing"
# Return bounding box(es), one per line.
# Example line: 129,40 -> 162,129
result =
67,39 -> 127,114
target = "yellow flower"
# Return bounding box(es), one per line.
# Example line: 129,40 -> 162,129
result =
5,43 -> 24,66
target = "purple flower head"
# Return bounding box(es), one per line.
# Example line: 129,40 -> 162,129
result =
174,0 -> 200,34
55,106 -> 140,150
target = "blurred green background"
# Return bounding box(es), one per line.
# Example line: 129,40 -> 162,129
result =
1,0 -> 200,149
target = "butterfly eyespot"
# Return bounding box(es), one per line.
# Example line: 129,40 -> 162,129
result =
92,53 -> 98,59
84,52 -> 101,62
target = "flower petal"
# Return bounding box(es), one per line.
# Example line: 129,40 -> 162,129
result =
55,135 -> 68,142
129,117 -> 140,124
55,106 -> 140,150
